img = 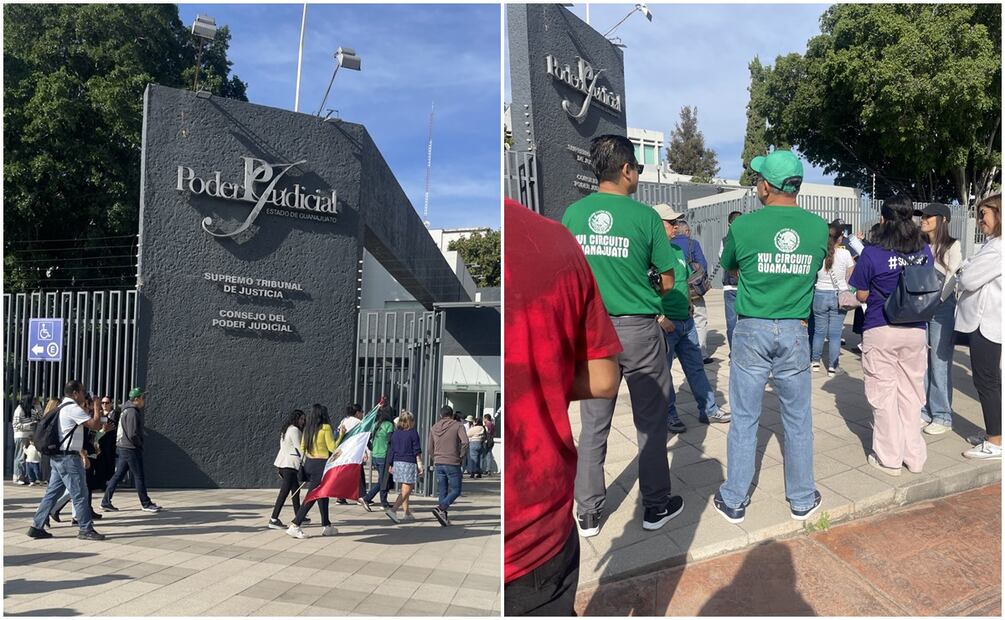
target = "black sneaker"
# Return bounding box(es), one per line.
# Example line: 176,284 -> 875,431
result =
700,410 -> 732,424
703,357 -> 715,364
268,518 -> 286,530
790,491 -> 822,521
360,498 -> 373,513
643,496 -> 684,531
101,503 -> 118,512
141,503 -> 162,513
26,526 -> 52,539
713,490 -> 750,524
90,511 -> 102,520
302,516 -> 311,524
335,498 -> 348,505
667,418 -> 687,434
431,507 -> 449,527
576,511 -> 602,538
50,511 -> 63,523
77,529 -> 106,541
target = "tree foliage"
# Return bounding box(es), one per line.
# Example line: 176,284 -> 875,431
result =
448,230 -> 500,288
739,58 -> 769,186
666,106 -> 720,182
753,4 -> 1000,203
3,4 -> 248,291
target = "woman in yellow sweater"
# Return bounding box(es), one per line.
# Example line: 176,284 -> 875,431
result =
285,404 -> 338,539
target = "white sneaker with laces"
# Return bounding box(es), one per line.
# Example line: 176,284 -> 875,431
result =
286,524 -> 306,539
385,507 -> 401,524
963,441 -> 1002,460
321,525 -> 338,536
923,422 -> 950,435
967,433 -> 988,446
811,361 -> 821,372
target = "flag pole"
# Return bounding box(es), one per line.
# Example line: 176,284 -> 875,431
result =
294,3 -> 308,112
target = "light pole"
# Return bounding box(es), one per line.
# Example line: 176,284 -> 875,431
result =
316,47 -> 362,118
191,15 -> 218,91
294,4 -> 308,112
603,3 -> 653,38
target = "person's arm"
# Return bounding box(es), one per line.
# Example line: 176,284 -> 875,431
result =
847,234 -> 864,256
570,356 -> 620,400
958,242 -> 1000,291
413,431 -> 423,473
720,228 -> 738,271
848,248 -> 873,303
659,270 -> 675,295
82,400 -> 102,430
457,424 -> 469,461
323,425 -> 337,454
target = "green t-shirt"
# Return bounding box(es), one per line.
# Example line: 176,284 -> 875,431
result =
562,193 -> 677,316
371,420 -> 394,459
721,205 -> 828,319
660,244 -> 692,320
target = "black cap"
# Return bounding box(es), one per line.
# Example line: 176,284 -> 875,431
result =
920,203 -> 951,221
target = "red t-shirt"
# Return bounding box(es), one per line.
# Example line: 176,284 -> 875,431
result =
503,200 -> 622,582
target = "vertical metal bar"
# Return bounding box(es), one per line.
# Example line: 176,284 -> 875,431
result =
112,291 -> 123,402
96,292 -> 107,398
379,313 -> 389,404
89,291 -> 98,393
129,290 -> 138,395
353,310 -> 363,404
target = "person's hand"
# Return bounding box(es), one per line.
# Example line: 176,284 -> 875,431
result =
82,457 -> 91,470
388,465 -> 394,474
855,231 -> 865,240
657,316 -> 675,333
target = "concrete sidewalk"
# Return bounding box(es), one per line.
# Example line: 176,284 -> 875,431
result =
570,289 -> 1001,588
3,478 -> 500,616
577,483 -> 1001,615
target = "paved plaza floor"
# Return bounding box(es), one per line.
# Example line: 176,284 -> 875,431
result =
3,477 -> 500,616
570,289 -> 1002,588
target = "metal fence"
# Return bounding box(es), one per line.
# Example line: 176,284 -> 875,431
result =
354,309 -> 444,495
504,150 -> 541,213
3,289 -> 139,475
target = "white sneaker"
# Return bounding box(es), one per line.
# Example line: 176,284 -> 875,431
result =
867,453 -> 901,476
321,525 -> 338,536
811,361 -> 821,371
286,524 -> 306,539
15,479 -> 27,486
923,422 -> 951,435
384,508 -> 400,524
963,441 -> 1002,460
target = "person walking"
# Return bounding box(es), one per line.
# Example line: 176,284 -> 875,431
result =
480,413 -> 496,475
672,221 -> 713,362
428,405 -> 469,526
100,388 -> 161,513
916,203 -> 963,435
285,404 -> 337,539
361,405 -> 396,510
714,150 -> 828,524
12,394 -> 41,485
268,409 -> 305,529
466,416 -> 485,479
720,211 -> 743,352
561,134 -> 682,537
848,196 -> 933,476
335,404 -> 364,505
652,203 -> 730,435
811,223 -> 856,376
27,380 -> 106,540
384,411 -> 423,524
957,194 -> 1001,460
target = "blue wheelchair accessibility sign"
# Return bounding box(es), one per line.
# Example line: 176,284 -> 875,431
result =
28,318 -> 63,362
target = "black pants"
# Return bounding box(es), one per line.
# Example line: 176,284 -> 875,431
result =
270,467 -> 302,520
292,458 -> 330,527
504,526 -> 580,616
102,447 -> 152,507
970,328 -> 1002,437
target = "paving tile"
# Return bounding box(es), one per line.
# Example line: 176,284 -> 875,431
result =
818,468 -> 896,513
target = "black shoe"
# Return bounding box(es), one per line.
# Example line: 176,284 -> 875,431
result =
50,511 -> 62,523
268,518 -> 286,530
335,498 -> 348,505
713,490 -> 750,524
667,418 -> 687,434
643,496 -> 684,531
90,511 -> 102,520
26,526 -> 52,539
703,357 -> 715,364
302,516 -> 311,524
474,474 -> 482,479
360,499 -> 373,513
141,503 -> 162,513
576,511 -> 602,538
77,529 -> 106,541
431,507 -> 449,527
71,519 -> 78,526
790,491 -> 823,521
101,503 -> 118,512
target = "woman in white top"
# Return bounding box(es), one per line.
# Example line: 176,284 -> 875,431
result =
917,203 -> 963,435
269,409 -> 305,529
958,194 -> 1002,460
811,223 -> 856,375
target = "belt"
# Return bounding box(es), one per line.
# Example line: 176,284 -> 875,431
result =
52,450 -> 79,457
609,314 -> 657,319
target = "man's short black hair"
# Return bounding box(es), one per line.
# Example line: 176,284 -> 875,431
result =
440,405 -> 454,418
728,211 -> 742,224
64,379 -> 84,397
590,134 -> 636,184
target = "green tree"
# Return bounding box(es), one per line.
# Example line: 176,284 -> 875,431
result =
449,230 -> 500,288
3,4 -> 248,292
666,106 -> 720,182
739,58 -> 769,186
753,4 -> 1000,203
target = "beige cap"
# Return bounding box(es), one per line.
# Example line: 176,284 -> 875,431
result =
652,203 -> 684,222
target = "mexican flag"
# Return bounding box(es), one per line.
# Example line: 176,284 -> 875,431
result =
304,404 -> 379,503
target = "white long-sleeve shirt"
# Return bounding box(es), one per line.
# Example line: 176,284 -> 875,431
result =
955,236 -> 1001,343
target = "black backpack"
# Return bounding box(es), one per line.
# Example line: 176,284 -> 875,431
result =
33,402 -> 80,456
883,254 -> 944,324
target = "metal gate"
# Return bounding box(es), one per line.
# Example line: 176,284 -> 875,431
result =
354,309 -> 444,495
504,150 -> 542,213
3,289 -> 138,476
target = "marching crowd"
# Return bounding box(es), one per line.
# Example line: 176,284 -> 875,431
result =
504,134 -> 1001,614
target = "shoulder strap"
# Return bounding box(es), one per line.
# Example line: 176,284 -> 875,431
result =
53,402 -> 83,449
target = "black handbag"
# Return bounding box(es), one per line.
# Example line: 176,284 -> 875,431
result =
883,254 -> 943,324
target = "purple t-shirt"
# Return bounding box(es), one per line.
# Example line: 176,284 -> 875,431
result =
848,244 -> 933,331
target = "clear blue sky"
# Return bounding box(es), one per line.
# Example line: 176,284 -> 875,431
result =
179,4 -> 501,229
505,3 -> 836,184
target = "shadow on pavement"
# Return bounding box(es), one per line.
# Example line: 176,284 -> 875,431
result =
4,551 -> 95,567
6,608 -> 79,616
697,540 -> 814,615
4,574 -> 130,596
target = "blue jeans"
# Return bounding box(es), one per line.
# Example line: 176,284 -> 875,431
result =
26,462 -> 42,483
811,290 -> 847,369
468,441 -> 483,475
31,454 -> 92,533
435,464 -> 463,509
724,289 -> 738,350
12,437 -> 29,481
719,318 -> 816,511
480,445 -> 495,474
664,318 -> 721,422
363,457 -> 390,505
921,295 -> 956,426
102,448 -> 152,507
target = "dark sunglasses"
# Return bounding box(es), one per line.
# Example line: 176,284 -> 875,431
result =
626,163 -> 644,175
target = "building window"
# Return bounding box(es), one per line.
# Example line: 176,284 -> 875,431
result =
633,145 -> 642,164
644,144 -> 657,165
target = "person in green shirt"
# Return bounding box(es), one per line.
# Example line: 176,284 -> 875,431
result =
361,405 -> 395,510
714,150 -> 828,526
652,204 -> 730,435
561,134 -> 683,537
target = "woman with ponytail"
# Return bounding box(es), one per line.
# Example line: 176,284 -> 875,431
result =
811,223 -> 856,375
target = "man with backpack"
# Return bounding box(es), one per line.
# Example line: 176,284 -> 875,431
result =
101,388 -> 161,513
671,221 -> 714,363
27,379 -> 106,540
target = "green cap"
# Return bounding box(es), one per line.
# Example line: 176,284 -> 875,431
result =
128,387 -> 145,399
748,150 -> 803,193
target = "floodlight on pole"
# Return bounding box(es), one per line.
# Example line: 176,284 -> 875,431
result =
191,15 -> 218,91
316,46 -> 362,117
602,3 -> 653,38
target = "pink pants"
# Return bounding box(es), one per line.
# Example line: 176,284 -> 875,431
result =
862,325 -> 928,471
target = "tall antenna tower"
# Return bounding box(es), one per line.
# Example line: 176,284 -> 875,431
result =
423,102 -> 434,228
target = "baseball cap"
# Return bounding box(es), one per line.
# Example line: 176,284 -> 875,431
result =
920,202 -> 951,221
651,203 -> 685,222
128,387 -> 145,399
748,150 -> 804,193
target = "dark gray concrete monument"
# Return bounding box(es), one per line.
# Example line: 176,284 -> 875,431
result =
137,85 -> 468,487
508,3 -> 628,221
